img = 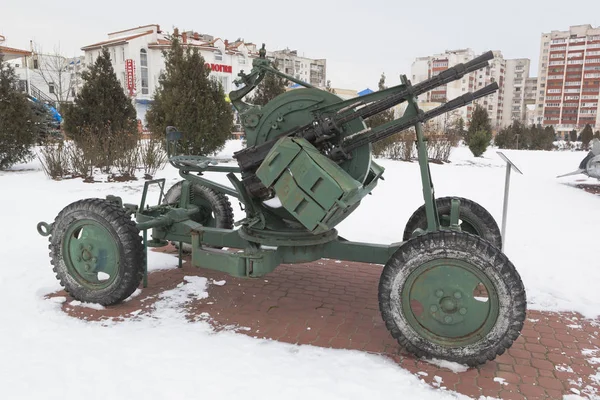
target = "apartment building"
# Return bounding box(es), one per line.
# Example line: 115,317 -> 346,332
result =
536,24 -> 600,132
269,48 -> 326,88
411,49 -> 509,129
503,59 -> 531,126
80,25 -> 328,123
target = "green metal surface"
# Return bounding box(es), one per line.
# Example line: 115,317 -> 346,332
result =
256,137 -> 367,234
244,88 -> 373,185
62,219 -> 119,289
402,259 -> 499,346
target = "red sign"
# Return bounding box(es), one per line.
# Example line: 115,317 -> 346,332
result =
205,63 -> 232,73
126,59 -> 136,95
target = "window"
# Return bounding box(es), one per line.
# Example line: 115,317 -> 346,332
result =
238,55 -> 246,65
220,76 -> 229,92
215,50 -> 223,61
121,47 -> 125,62
48,82 -> 55,94
111,48 -> 116,62
33,58 -> 38,69
88,52 -> 93,64
140,49 -> 149,95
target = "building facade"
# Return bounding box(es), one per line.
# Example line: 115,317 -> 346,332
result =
80,25 -> 327,124
502,59 -> 530,126
1,35 -> 83,109
269,48 -> 326,88
81,25 -> 263,124
411,49 -> 518,130
536,24 -> 600,132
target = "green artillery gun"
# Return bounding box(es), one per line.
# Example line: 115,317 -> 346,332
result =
37,45 -> 526,366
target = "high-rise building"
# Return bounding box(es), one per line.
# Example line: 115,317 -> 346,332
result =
503,59 -> 531,126
536,24 -> 600,132
411,49 -> 516,130
524,77 -> 540,126
268,48 -> 326,88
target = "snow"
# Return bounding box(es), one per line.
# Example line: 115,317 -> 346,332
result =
493,377 -> 508,386
1,139 -> 599,399
68,300 -> 106,310
425,358 -> 470,373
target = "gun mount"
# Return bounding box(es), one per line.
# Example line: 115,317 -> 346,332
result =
37,44 -> 525,368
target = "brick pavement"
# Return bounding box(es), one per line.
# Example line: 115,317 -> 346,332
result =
49,249 -> 600,400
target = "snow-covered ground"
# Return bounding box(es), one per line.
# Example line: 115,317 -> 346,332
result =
0,140 -> 598,399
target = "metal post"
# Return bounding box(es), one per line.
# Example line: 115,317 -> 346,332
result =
496,152 -> 523,252
500,163 -> 512,251
143,229 -> 148,288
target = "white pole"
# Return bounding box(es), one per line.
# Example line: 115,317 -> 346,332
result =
500,163 -> 512,252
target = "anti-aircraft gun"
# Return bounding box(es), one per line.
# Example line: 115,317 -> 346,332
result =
38,44 -> 526,368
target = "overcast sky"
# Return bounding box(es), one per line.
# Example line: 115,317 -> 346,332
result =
2,0 -> 599,90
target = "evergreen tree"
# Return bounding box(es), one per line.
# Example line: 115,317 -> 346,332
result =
366,73 -> 395,129
468,130 -> 490,157
366,73 -> 396,156
466,105 -> 491,156
594,130 -> 600,139
63,48 -> 137,139
0,55 -> 38,169
452,117 -> 466,138
537,125 -> 556,150
146,36 -> 233,155
569,129 -> 577,142
493,126 -> 513,149
249,60 -> 288,106
581,124 -> 594,150
29,99 -> 61,143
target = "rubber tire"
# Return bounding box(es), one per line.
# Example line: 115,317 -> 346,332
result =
163,181 -> 234,251
379,230 -> 526,367
403,197 -> 502,250
49,198 -> 144,306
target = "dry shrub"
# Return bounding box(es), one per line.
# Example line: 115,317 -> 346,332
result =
138,136 -> 168,178
373,131 -> 415,161
38,141 -> 71,180
113,146 -> 139,179
426,133 -> 459,163
66,136 -> 96,179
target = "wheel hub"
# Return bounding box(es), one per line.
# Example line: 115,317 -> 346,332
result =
63,220 -> 120,289
403,259 -> 499,346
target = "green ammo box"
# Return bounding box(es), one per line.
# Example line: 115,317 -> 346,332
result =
256,137 -> 374,234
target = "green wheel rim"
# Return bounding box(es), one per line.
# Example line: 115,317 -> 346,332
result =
62,219 -> 120,290
402,259 -> 499,347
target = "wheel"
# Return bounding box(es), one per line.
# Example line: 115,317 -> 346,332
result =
48,198 -> 144,306
403,197 -> 502,249
163,181 -> 234,250
378,231 -> 526,367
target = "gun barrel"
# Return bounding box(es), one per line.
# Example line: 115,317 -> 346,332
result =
336,51 -> 495,125
340,83 -> 499,154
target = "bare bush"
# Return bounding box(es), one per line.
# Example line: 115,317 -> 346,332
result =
66,135 -> 96,179
113,146 -> 139,180
427,133 -> 459,163
138,136 -> 168,178
37,141 -> 71,179
373,131 -> 415,161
